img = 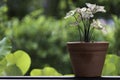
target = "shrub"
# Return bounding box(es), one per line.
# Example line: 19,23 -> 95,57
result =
4,10 -> 73,74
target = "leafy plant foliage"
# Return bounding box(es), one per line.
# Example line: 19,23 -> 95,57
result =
30,67 -> 62,76
0,37 -> 11,56
102,55 -> 120,76
0,37 -> 31,76
0,50 -> 31,76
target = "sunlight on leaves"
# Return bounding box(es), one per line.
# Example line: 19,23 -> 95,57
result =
6,50 -> 31,75
2,64 -> 23,76
30,69 -> 42,76
30,67 -> 62,76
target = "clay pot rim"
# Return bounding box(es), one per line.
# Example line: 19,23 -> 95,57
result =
67,41 -> 109,44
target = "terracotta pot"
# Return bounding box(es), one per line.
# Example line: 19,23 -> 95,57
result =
67,42 -> 109,77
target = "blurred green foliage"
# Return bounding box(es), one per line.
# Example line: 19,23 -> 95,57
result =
0,0 -> 120,19
0,38 -> 31,76
0,37 -> 11,56
93,25 -> 115,54
0,0 -> 120,76
0,4 -> 73,74
113,16 -> 120,56
5,11 -> 73,75
0,3 -> 117,75
30,54 -> 120,76
102,54 -> 120,76
30,67 -> 62,76
6,50 -> 31,75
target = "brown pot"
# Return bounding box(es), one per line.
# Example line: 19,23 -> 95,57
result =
67,42 -> 109,77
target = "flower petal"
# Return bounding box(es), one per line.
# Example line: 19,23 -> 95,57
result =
64,10 -> 76,19
86,3 -> 96,11
80,7 -> 93,18
86,3 -> 106,13
96,6 -> 106,13
91,19 -> 103,30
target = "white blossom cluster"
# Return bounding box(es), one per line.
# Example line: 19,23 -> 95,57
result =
64,3 -> 106,32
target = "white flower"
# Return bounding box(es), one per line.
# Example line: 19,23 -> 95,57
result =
91,19 -> 107,33
76,8 -> 81,13
86,3 -> 106,13
77,7 -> 94,19
91,19 -> 103,29
101,27 -> 107,34
86,3 -> 96,11
64,10 -> 76,19
95,6 -> 106,13
80,7 -> 87,12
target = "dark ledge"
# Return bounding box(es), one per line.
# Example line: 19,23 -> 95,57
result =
0,76 -> 120,80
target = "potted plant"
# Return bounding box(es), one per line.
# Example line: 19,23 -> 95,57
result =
64,3 -> 109,77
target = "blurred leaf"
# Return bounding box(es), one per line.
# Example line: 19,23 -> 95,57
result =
5,50 -> 31,75
0,58 -> 7,73
13,50 -> 31,75
30,67 -> 62,76
0,55 -> 5,61
0,5 -> 8,13
5,54 -> 15,65
105,55 -> 119,64
30,69 -> 42,76
3,0 -> 7,2
0,38 -> 11,56
42,67 -> 62,76
102,54 -> 120,76
2,64 -> 22,76
102,63 -> 117,76
115,55 -> 120,75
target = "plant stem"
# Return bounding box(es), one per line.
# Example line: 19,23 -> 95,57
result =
73,16 -> 82,41
89,27 -> 95,41
81,18 -> 87,42
86,18 -> 90,41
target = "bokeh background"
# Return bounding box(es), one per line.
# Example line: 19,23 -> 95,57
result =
0,0 -> 120,76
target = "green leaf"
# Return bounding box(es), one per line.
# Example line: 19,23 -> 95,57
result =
5,50 -> 31,75
0,38 -> 11,56
30,69 -> 42,76
115,56 -> 120,75
42,67 -> 62,76
102,54 -> 119,76
1,64 -> 22,76
102,63 -> 117,76
0,58 -> 7,73
13,50 -> 31,75
105,55 -> 119,64
30,67 -> 62,76
5,54 -> 16,65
